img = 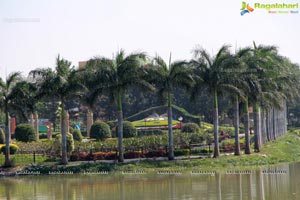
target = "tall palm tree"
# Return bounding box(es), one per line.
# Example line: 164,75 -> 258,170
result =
86,50 -> 152,162
231,47 -> 253,155
9,80 -> 38,123
0,72 -> 21,167
246,43 -> 283,152
147,55 -> 194,160
191,45 -> 238,158
30,55 -> 83,164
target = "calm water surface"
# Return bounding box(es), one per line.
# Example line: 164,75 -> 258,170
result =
0,163 -> 300,200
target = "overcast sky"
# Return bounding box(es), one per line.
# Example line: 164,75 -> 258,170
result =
0,0 -> 299,80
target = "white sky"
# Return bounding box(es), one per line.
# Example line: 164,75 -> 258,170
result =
0,0 -> 299,80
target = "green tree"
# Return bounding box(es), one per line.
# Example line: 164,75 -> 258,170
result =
147,55 -> 194,160
86,50 -> 152,162
30,55 -> 83,164
191,45 -> 237,158
0,72 -> 21,166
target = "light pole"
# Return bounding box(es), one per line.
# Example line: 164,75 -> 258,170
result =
178,116 -> 183,130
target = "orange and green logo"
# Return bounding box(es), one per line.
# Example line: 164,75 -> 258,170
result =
241,2 -> 254,15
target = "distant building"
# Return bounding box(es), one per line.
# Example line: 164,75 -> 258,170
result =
78,61 -> 87,69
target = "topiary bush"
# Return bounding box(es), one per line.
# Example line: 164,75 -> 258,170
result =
0,144 -> 19,154
116,121 -> 137,138
53,133 -> 74,154
90,121 -> 111,141
72,129 -> 83,142
0,128 -> 5,144
181,123 -> 200,133
15,124 -> 37,142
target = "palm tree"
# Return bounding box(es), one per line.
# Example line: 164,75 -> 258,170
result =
30,55 -> 83,164
9,80 -> 38,123
86,50 -> 152,162
231,47 -> 253,155
147,55 -> 194,160
246,43 -> 283,152
191,45 -> 238,158
0,72 -> 21,167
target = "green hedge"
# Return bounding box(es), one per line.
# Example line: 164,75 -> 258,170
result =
54,133 -> 74,154
137,129 -> 164,137
0,144 -> 19,154
181,123 -> 200,133
90,121 -> 111,141
15,124 -> 37,142
116,121 -> 137,138
0,128 -> 5,144
174,149 -> 190,156
72,129 -> 83,142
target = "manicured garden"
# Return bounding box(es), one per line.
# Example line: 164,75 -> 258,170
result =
0,121 -> 246,167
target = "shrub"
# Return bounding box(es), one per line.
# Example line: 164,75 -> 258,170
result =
53,133 -> 75,154
174,149 -> 190,156
124,151 -> 144,159
190,133 -> 207,144
90,121 -> 111,141
181,123 -> 200,133
117,121 -> 137,138
0,144 -> 19,154
69,127 -> 74,135
0,128 -> 5,144
39,133 -> 48,139
144,149 -> 166,158
70,152 -> 89,161
137,129 -> 163,137
72,129 -> 83,142
92,152 -> 117,160
190,148 -> 212,155
107,121 -> 116,130
15,124 -> 37,142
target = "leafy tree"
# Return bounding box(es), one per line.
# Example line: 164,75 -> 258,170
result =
30,55 -> 83,164
190,45 -> 237,158
147,55 -> 194,160
0,72 -> 21,166
86,50 -> 152,162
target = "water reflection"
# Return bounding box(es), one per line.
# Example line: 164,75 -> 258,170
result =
0,163 -> 300,200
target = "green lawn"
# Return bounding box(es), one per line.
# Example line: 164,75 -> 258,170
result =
0,154 -> 50,166
132,118 -> 179,127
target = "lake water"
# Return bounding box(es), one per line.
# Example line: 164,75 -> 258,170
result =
0,163 -> 299,200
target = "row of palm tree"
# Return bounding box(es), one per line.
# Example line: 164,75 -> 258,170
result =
1,43 -> 299,166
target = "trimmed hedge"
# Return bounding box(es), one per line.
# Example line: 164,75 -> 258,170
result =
137,129 -> 164,137
90,121 -> 111,141
174,149 -> 190,156
181,123 -> 200,133
0,144 -> 19,154
54,133 -> 75,154
0,128 -> 5,144
72,129 -> 83,142
15,124 -> 37,142
116,121 -> 137,138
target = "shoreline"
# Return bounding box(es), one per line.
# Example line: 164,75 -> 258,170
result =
1,132 -> 300,177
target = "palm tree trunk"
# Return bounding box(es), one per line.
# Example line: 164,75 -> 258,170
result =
117,92 -> 124,162
4,105 -> 11,167
213,89 -> 220,158
244,97 -> 251,154
61,100 -> 68,165
234,95 -> 240,156
254,102 -> 261,152
167,91 -> 174,160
